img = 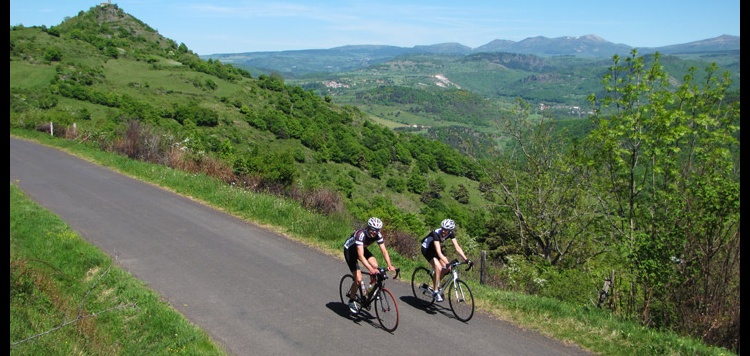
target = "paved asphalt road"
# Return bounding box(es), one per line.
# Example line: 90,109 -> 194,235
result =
10,137 -> 592,356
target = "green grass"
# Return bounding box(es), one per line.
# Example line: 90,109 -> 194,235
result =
10,182 -> 228,355
9,61 -> 57,89
10,129 -> 735,356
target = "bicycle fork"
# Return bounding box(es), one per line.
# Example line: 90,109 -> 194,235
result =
445,276 -> 470,304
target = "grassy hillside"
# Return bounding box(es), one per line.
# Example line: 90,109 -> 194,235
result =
9,4 -> 491,242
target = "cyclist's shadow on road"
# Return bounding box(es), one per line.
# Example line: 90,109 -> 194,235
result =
325,302 -> 381,327
325,296 -> 456,327
399,296 -> 455,319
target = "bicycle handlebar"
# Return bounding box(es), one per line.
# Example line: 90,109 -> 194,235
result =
449,258 -> 474,271
371,267 -> 401,281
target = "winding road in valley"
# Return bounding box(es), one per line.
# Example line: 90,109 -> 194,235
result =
10,136 -> 592,356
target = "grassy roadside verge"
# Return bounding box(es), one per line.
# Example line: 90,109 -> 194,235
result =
10,182 -> 228,355
10,129 -> 733,355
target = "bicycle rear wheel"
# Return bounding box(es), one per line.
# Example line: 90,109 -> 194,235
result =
339,274 -> 357,305
411,266 -> 435,307
374,288 -> 399,332
447,279 -> 475,322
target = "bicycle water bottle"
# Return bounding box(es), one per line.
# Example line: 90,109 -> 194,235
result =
360,281 -> 367,296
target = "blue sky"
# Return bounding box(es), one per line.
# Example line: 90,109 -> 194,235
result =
10,0 -> 740,55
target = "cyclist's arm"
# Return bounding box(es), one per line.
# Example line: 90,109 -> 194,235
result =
357,245 -> 378,274
451,238 -> 468,262
377,243 -> 395,271
434,240 -> 449,265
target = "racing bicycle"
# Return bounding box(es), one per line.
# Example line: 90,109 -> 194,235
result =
339,267 -> 401,332
411,258 -> 475,322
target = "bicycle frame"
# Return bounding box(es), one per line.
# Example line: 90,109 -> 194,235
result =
436,260 -> 468,292
356,276 -> 381,309
345,271 -> 382,305
360,268 -> 399,308
438,267 -> 455,291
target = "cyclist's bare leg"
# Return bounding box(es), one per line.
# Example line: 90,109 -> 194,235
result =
430,257 -> 443,291
349,270 -> 362,300
367,256 -> 379,284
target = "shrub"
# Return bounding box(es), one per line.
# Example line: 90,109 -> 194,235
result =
301,188 -> 344,215
385,229 -> 419,259
538,268 -> 600,307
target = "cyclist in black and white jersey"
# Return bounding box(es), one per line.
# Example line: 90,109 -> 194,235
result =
420,218 -> 470,302
343,217 -> 396,314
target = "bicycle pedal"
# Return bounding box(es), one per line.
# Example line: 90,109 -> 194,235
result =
420,284 -> 434,294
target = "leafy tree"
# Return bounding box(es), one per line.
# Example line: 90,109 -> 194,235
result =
385,177 -> 406,193
45,26 -> 61,37
406,170 -> 426,194
105,46 -> 119,59
76,107 -> 91,121
478,208 -> 522,260
451,184 -> 470,204
393,143 -> 412,165
292,147 -> 305,163
335,175 -> 354,198
257,73 -> 285,92
233,148 -> 298,186
300,124 -> 325,150
585,50 -> 739,347
173,104 -> 218,127
44,48 -> 62,62
420,177 -> 446,203
333,132 -> 364,167
486,98 -> 606,268
369,162 -> 384,179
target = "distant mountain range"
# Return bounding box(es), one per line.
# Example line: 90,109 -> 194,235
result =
202,34 -> 739,76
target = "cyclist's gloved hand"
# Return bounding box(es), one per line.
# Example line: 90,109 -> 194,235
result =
466,260 -> 475,270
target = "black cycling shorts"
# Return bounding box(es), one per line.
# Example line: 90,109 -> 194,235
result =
344,246 -> 373,273
421,244 -> 439,262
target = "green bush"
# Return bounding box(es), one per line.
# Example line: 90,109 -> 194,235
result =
538,268 -> 600,307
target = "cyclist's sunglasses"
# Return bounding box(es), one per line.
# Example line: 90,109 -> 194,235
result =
368,227 -> 380,233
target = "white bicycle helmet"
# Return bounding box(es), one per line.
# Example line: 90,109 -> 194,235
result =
440,218 -> 455,230
367,217 -> 383,230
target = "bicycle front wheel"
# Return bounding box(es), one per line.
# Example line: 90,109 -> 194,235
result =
411,266 -> 435,307
447,279 -> 475,322
374,288 -> 399,332
339,274 -> 357,305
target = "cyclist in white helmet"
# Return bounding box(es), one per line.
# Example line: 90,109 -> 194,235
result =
420,218 -> 469,302
343,217 -> 396,314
